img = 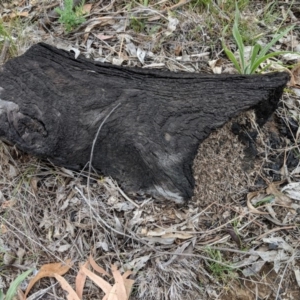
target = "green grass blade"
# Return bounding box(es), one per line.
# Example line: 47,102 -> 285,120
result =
250,51 -> 290,73
257,25 -> 294,59
232,5 -> 245,72
242,44 -> 262,74
5,268 -> 34,300
243,64 -> 252,74
222,42 -> 242,73
250,44 -> 261,68
232,23 -> 245,72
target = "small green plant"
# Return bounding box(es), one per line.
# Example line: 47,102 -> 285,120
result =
55,0 -> 86,32
222,4 -> 294,74
205,248 -> 235,281
130,17 -> 145,33
0,268 -> 33,300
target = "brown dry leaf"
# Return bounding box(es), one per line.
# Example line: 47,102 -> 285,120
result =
162,233 -> 193,239
95,34 -> 114,41
25,259 -> 73,297
54,274 -> 80,300
146,228 -> 166,236
266,183 -> 292,207
76,261 -> 89,299
81,263 -> 133,300
111,264 -> 127,300
83,17 -> 115,43
9,11 -> 29,19
89,255 -> 111,277
290,63 -> 300,86
81,265 -> 112,294
30,177 -> 38,194
247,192 -> 269,215
122,270 -> 134,297
0,224 -> 8,234
105,266 -> 134,300
18,288 -> 25,300
208,59 -> 223,74
1,198 -> 16,209
83,3 -> 92,14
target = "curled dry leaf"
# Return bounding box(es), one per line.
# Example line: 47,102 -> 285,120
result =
161,232 -> 193,240
122,254 -> 151,273
81,266 -> 112,295
54,274 -> 80,300
266,183 -> 292,207
208,59 -> 223,74
247,192 -> 269,215
263,237 -> 293,253
281,182 -> 300,201
83,17 -> 115,43
76,261 -> 89,299
78,260 -> 134,300
25,259 -> 73,297
88,255 -> 110,277
111,264 -> 127,300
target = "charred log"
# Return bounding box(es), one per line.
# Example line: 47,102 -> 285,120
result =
0,43 -> 289,202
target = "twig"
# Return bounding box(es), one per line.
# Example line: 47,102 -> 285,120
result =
116,185 -> 140,208
0,39 -> 10,65
87,103 -> 121,196
255,225 -> 297,241
86,103 -> 121,246
275,242 -> 300,300
161,0 -> 191,13
75,186 -> 159,253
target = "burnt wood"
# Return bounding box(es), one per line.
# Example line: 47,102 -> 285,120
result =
0,43 -> 289,202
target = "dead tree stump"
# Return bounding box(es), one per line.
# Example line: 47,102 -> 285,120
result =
0,43 -> 289,202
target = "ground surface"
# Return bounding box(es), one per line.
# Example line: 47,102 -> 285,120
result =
0,1 -> 300,299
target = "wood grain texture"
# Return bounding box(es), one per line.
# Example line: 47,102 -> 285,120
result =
0,43 -> 289,202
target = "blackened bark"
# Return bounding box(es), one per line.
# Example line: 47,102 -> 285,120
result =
0,43 -> 289,202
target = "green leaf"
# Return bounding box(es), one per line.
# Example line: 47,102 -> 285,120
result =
250,51 -> 290,74
0,289 -> 4,300
222,41 -> 242,74
232,4 -> 245,72
250,44 -> 261,69
257,25 -> 295,59
5,269 -> 34,300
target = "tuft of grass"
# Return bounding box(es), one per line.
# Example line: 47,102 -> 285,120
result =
130,17 -> 145,33
205,248 -> 235,281
55,0 -> 86,32
222,3 -> 294,74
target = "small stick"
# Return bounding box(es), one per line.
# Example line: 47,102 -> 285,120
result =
0,39 -> 10,65
161,0 -> 191,13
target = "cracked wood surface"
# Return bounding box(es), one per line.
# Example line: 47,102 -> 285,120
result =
0,43 -> 289,202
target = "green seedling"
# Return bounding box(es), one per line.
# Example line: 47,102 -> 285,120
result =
222,3 -> 294,74
130,17 -> 145,33
55,0 -> 86,32
205,248 -> 235,281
